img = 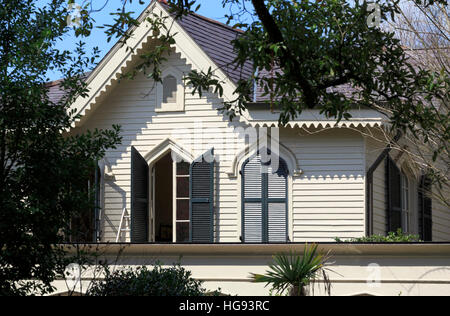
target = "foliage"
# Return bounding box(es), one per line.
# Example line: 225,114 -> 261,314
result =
250,244 -> 332,296
64,0 -> 449,194
0,0 -> 122,295
335,229 -> 422,243
99,0 -> 449,193
86,264 -> 205,296
2,0 -> 448,295
384,1 -> 449,207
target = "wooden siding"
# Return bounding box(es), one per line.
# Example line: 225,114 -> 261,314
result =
365,136 -> 388,235
74,51 -> 245,242
433,185 -> 450,241
74,50 -> 368,243
365,134 -> 450,240
285,128 -> 366,241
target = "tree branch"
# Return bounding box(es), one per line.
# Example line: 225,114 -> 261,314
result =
251,0 -> 318,107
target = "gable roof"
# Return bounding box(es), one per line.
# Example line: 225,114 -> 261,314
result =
61,0 -> 386,129
254,68 -> 358,103
46,79 -> 67,104
49,1 -> 252,106
46,72 -> 92,104
167,5 -> 254,84
65,0 -> 249,127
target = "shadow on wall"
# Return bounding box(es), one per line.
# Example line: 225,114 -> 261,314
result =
102,180 -> 128,242
80,47 -> 251,242
78,44 -> 366,242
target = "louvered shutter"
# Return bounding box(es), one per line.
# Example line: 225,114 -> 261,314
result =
419,175 -> 432,241
386,156 -> 402,232
131,146 -> 149,243
190,149 -> 214,243
267,160 -> 288,242
242,153 -> 288,243
243,154 -> 263,242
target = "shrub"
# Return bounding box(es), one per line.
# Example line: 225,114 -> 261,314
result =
86,264 -> 205,296
335,229 -> 422,243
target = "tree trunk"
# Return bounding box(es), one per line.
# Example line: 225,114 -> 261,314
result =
289,285 -> 308,296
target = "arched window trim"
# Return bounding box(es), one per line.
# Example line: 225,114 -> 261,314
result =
144,137 -> 194,166
156,67 -> 185,112
387,155 -> 421,235
228,136 -> 301,178
241,148 -> 289,243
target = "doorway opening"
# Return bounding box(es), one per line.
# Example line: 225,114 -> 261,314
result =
153,152 -> 173,242
151,151 -> 191,243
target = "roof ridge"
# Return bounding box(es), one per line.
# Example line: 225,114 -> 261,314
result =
45,78 -> 64,87
157,0 -> 244,34
45,71 -> 91,87
47,1 -> 250,88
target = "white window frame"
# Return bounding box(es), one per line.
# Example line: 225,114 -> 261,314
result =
401,172 -> 410,232
156,67 -> 185,112
172,159 -> 190,242
146,139 -> 195,243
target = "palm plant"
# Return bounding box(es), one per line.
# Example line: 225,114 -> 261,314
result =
250,244 -> 333,296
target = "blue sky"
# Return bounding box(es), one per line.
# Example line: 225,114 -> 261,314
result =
45,0 -> 241,81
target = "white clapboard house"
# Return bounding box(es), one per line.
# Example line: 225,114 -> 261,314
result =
53,0 -> 449,246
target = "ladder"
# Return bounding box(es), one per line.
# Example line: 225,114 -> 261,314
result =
116,208 -> 131,242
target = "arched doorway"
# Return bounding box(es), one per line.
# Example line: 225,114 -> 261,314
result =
151,151 -> 190,243
131,141 -> 214,243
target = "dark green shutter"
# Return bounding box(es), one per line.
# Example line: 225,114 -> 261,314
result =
386,156 -> 402,232
189,149 -> 214,243
242,151 -> 288,243
267,159 -> 288,242
419,175 -> 432,241
242,154 -> 263,242
131,146 -> 149,243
